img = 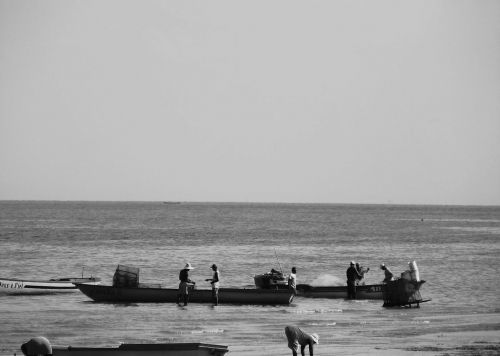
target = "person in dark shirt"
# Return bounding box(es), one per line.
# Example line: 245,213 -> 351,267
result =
346,261 -> 362,299
177,263 -> 195,306
380,263 -> 394,283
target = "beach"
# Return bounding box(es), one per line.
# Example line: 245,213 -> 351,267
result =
1,201 -> 499,355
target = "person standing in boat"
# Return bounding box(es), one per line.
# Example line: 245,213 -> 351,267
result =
355,263 -> 370,285
346,261 -> 362,299
288,267 -> 297,294
205,263 -> 220,306
380,263 -> 394,283
284,325 -> 319,356
177,263 -> 196,306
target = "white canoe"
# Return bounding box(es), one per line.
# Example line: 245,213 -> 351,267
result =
0,277 -> 101,294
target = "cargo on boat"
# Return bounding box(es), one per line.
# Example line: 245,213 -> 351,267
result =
382,278 -> 429,307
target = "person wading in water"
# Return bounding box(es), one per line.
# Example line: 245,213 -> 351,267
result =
177,263 -> 195,306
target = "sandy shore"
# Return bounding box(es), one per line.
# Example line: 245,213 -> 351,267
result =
227,330 -> 500,355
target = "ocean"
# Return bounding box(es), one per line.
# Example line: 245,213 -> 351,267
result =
0,201 -> 499,355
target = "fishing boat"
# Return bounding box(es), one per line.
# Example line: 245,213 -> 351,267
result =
0,277 -> 101,294
253,269 -> 384,299
296,279 -> 430,305
296,283 -> 384,299
76,283 -> 294,305
52,343 -> 229,356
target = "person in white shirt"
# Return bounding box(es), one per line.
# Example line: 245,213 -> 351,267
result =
205,264 -> 220,305
288,267 -> 297,294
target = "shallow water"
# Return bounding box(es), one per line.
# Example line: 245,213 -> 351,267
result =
0,201 -> 499,355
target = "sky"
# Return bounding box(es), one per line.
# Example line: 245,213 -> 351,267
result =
0,0 -> 499,205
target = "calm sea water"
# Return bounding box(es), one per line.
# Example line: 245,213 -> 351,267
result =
1,201 -> 499,355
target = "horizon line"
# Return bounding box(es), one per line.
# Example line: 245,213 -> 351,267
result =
0,199 -> 499,208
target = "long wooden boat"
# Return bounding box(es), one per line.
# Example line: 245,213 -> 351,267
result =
0,277 -> 101,294
52,343 -> 229,356
296,283 -> 384,299
76,283 -> 294,305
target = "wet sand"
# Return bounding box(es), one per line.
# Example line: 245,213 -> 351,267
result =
228,330 -> 500,355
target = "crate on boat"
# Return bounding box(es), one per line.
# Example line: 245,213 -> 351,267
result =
112,265 -> 139,288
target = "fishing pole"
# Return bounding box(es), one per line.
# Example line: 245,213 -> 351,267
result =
274,248 -> 284,275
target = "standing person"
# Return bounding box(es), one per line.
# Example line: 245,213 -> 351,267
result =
288,267 -> 297,294
177,263 -> 195,306
380,263 -> 394,283
205,264 -> 220,305
346,261 -> 362,299
355,263 -> 370,285
284,325 -> 319,356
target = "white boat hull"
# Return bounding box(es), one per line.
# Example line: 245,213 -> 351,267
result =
0,277 -> 101,294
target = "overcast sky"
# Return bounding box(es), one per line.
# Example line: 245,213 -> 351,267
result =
1,0 -> 499,205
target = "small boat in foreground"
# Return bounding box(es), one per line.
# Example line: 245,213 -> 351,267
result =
0,277 -> 101,294
21,336 -> 228,356
76,283 -> 294,305
52,343 -> 229,356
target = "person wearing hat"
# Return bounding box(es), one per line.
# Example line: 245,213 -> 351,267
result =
284,325 -> 319,356
205,264 -> 220,305
380,263 -> 394,283
346,261 -> 362,299
177,263 -> 196,306
21,337 -> 52,356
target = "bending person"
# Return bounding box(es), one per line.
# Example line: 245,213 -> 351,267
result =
284,325 -> 319,356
